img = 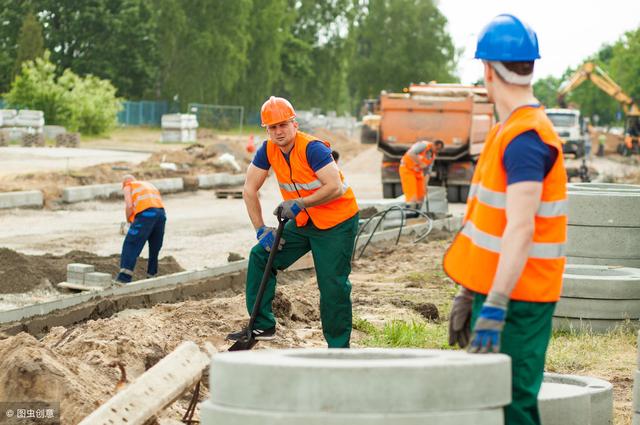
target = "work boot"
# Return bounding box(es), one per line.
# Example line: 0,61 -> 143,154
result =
226,326 -> 276,341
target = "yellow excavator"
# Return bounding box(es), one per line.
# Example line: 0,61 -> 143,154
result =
558,62 -> 640,155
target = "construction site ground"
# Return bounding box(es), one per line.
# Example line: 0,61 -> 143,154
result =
0,128 -> 637,424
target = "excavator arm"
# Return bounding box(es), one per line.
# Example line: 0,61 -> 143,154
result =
558,62 -> 639,116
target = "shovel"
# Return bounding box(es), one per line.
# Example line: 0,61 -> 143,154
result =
228,210 -> 287,351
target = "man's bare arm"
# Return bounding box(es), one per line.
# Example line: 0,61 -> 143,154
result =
299,162 -> 344,208
490,181 -> 542,296
243,164 -> 269,230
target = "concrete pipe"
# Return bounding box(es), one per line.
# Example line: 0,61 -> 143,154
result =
543,372 -> 613,425
552,317 -> 640,333
568,191 -> 640,227
567,256 -> 640,268
203,348 -> 510,425
561,265 -> 640,299
567,182 -> 640,193
566,225 -> 640,261
537,382 -> 591,425
555,297 -> 640,320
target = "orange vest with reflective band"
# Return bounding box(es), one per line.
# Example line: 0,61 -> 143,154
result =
401,141 -> 436,170
125,181 -> 164,222
443,106 -> 568,302
266,131 -> 359,229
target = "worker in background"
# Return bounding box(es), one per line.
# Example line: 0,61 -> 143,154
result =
597,133 -> 606,156
115,175 -> 167,284
227,96 -> 359,347
445,14 -> 567,425
399,140 -> 444,209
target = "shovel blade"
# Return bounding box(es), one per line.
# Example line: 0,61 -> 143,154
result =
228,336 -> 258,351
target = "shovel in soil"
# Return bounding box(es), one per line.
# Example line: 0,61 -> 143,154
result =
228,211 -> 287,351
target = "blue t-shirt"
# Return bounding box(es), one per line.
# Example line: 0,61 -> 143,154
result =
251,140 -> 334,172
503,130 -> 558,185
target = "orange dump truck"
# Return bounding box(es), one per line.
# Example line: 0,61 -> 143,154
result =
377,83 -> 495,202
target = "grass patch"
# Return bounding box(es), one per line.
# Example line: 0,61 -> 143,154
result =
354,317 -> 449,349
397,271 -> 432,285
547,326 -> 636,374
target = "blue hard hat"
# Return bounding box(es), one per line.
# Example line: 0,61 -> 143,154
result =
474,14 -> 540,61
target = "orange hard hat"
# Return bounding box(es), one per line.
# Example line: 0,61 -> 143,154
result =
260,96 -> 296,127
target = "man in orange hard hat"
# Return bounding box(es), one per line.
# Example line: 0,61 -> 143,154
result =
115,175 -> 166,284
227,96 -> 359,347
445,14 -> 567,425
398,139 -> 444,209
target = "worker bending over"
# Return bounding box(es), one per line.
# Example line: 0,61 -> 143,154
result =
227,96 -> 360,348
399,140 -> 443,209
445,14 -> 567,425
115,175 -> 167,284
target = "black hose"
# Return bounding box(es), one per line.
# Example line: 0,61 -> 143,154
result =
352,205 -> 434,261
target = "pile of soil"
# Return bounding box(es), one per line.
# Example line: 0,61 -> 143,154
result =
0,248 -> 183,294
0,137 -> 252,206
0,236 -> 455,423
312,128 -> 368,163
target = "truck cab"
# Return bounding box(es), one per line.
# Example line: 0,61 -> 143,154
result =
545,108 -> 586,158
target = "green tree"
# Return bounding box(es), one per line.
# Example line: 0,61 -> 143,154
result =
533,75 -> 561,108
0,1 -> 36,93
6,52 -> 121,134
38,0 -> 158,99
350,0 -> 457,102
14,11 -> 44,77
277,0 -> 358,113
231,0 -> 290,112
609,28 -> 640,106
155,0 -> 251,108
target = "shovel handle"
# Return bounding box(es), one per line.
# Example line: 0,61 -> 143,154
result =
245,209 -> 288,337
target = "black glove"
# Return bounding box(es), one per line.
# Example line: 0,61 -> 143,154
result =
448,286 -> 474,348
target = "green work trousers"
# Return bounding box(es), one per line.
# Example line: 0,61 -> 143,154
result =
471,293 -> 556,425
246,213 -> 359,348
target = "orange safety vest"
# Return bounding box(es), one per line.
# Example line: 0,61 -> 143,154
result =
124,180 -> 164,222
443,106 -> 567,302
401,141 -> 436,171
266,131 -> 359,229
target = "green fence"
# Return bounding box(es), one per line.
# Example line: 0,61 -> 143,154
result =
117,100 -> 170,126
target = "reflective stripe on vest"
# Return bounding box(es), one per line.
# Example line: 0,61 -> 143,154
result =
133,192 -> 162,208
468,183 -> 568,218
460,221 -> 565,259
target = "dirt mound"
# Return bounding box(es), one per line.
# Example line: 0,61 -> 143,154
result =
311,128 -> 367,163
0,248 -> 58,293
0,248 -> 184,294
0,141 -> 253,206
0,332 -> 114,424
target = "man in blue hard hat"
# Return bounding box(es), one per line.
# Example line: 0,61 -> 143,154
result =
445,14 -> 567,425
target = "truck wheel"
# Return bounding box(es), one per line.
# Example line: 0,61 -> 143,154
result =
459,185 -> 470,203
383,183 -> 395,199
447,185 -> 460,203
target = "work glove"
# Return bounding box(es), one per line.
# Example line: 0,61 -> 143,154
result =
448,286 -> 474,348
468,291 -> 509,354
256,226 -> 285,252
274,199 -> 304,220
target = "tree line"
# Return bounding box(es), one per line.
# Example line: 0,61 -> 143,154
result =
533,27 -> 640,126
2,0 -> 457,116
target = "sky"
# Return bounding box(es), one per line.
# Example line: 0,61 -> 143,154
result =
438,0 -> 640,84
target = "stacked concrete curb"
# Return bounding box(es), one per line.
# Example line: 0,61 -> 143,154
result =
566,183 -> 640,267
0,190 -> 44,209
553,265 -> 640,332
202,348 -> 511,424
197,173 -> 245,189
542,372 -> 613,425
61,174 -> 244,203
